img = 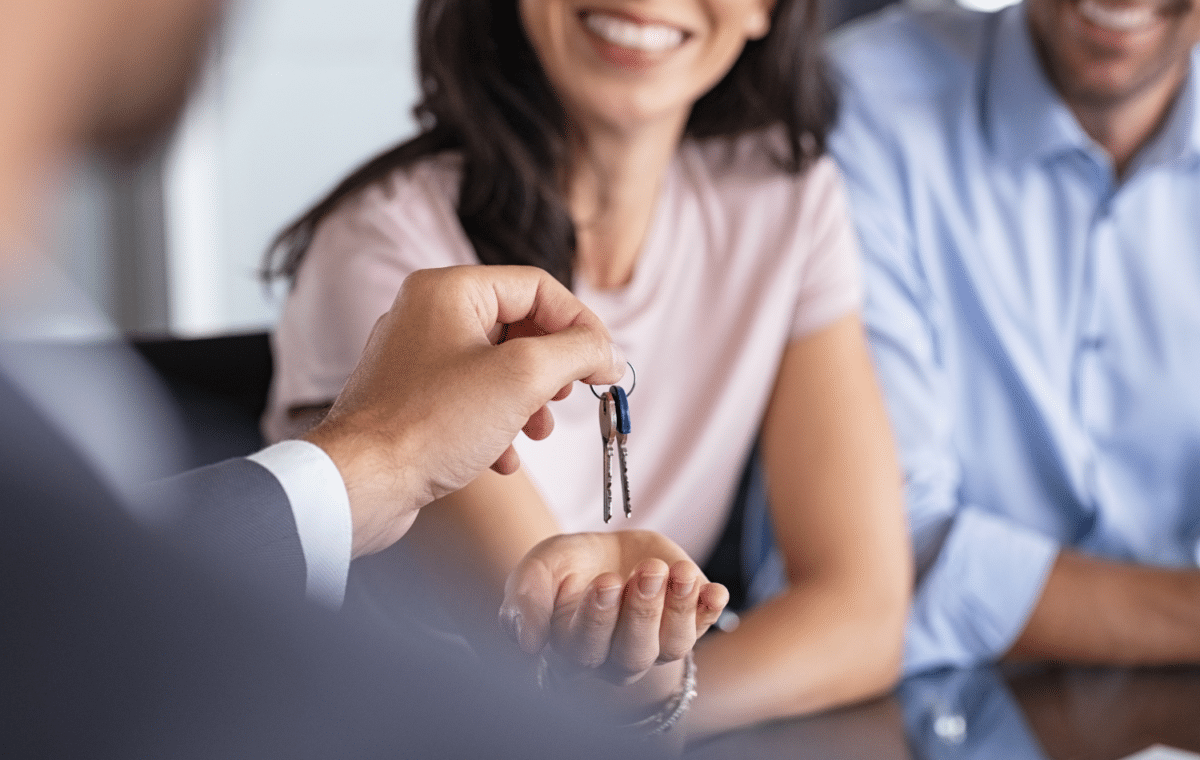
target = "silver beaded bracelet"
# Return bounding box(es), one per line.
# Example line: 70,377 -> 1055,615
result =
534,651 -> 698,737
619,651 -> 697,736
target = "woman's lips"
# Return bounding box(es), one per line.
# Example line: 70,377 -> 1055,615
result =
581,10 -> 687,53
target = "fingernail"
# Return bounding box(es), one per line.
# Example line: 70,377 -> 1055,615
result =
671,577 -> 696,598
610,343 -> 627,375
638,573 -> 665,598
596,585 -> 620,609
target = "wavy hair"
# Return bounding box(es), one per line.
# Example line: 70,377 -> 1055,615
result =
265,0 -> 835,288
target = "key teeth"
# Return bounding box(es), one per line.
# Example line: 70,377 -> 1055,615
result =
618,442 -> 632,518
603,443 -> 613,524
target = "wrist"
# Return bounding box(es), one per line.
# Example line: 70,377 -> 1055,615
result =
302,418 -> 423,559
536,653 -> 694,736
620,652 -> 696,737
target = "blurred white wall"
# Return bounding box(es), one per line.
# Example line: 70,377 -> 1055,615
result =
54,0 -> 421,337
163,0 -> 421,336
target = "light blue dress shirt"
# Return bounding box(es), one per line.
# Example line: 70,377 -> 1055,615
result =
828,2 -> 1200,673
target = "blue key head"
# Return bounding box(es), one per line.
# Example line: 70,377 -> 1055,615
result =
610,386 -> 631,435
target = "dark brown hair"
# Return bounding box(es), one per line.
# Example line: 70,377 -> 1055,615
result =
265,0 -> 835,288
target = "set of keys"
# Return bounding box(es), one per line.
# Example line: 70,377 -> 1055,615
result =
500,322 -> 635,523
593,364 -> 635,523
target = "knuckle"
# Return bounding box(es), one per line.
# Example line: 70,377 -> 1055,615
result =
636,558 -> 670,577
665,591 -> 695,614
581,606 -> 613,630
502,340 -> 548,383
576,651 -> 608,670
403,267 -> 439,296
577,621 -> 614,648
658,640 -> 690,663
624,600 -> 662,624
618,652 -> 657,674
581,330 -> 609,367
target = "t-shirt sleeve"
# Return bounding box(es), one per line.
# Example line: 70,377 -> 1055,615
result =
264,161 -> 474,442
788,157 -> 865,339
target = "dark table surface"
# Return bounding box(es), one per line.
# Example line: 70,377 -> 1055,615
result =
687,665 -> 1200,760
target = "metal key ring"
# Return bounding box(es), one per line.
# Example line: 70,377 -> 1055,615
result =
590,362 -> 636,399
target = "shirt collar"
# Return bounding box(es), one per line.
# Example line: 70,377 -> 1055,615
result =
1131,49 -> 1200,171
984,3 -> 1091,168
986,3 -> 1200,171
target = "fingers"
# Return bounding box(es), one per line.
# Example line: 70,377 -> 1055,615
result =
550,383 -> 573,403
696,582 -> 730,638
657,561 -> 702,664
558,574 -> 624,669
404,265 -> 624,388
606,559 -> 670,682
456,264 -> 623,384
495,324 -> 624,404
490,445 -> 521,475
482,266 -> 605,336
491,405 -> 553,474
522,405 -> 555,441
503,533 -> 717,691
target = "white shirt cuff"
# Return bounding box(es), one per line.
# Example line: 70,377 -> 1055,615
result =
248,440 -> 352,608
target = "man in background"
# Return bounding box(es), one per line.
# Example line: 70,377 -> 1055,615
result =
830,0 -> 1200,671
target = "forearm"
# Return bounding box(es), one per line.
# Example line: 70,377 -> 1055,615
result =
688,318 -> 909,736
1008,550 -> 1200,664
688,579 -> 905,737
402,469 -> 559,641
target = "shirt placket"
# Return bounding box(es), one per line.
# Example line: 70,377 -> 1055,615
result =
1068,161 -> 1115,538
1073,178 -> 1163,560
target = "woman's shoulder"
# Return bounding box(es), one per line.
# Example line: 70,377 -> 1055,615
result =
338,151 -> 464,229
306,150 -> 473,269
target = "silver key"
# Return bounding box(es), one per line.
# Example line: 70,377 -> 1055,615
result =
599,391 -> 617,523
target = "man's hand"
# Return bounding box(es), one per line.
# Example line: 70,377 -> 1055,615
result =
303,265 -> 625,559
499,531 -> 728,686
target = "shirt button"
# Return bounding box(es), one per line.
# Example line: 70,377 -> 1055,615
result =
933,712 -> 967,745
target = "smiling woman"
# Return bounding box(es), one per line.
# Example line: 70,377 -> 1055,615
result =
262,0 -> 909,740
520,0 -> 772,135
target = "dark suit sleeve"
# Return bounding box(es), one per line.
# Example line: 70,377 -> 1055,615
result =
135,459 -> 307,597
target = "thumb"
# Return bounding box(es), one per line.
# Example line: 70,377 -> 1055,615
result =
496,324 -> 626,406
500,562 -> 557,655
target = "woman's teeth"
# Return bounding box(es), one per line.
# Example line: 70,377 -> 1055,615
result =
1078,0 -> 1158,31
584,12 -> 685,52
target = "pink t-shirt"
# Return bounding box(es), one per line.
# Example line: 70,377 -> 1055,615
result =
267,132 -> 862,561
